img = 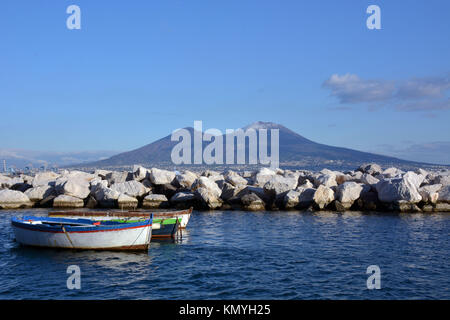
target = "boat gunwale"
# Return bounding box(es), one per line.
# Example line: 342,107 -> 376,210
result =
48,207 -> 193,218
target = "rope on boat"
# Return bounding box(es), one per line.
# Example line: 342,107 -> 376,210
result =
61,225 -> 75,248
127,216 -> 152,250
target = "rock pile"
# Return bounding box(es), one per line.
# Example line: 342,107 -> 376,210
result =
0,164 -> 449,212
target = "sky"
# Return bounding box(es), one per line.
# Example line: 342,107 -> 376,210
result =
1,0 -> 449,164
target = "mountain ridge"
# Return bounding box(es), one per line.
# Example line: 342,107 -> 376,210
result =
71,121 -> 443,170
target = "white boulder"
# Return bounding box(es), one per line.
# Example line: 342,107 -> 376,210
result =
92,185 -> 120,207
313,185 -> 335,209
143,194 -> 169,209
283,190 -> 301,209
358,163 -> 383,175
32,172 -> 60,187
191,177 -> 222,198
105,171 -> 131,185
361,173 -> 379,186
24,185 -> 54,202
221,182 -> 246,201
314,173 -> 337,188
382,167 -> 403,178
150,168 -> 176,185
175,170 -> 198,189
253,168 -> 277,186
0,175 -> 24,189
61,179 -> 91,199
419,184 -> 442,204
434,174 -> 450,186
117,193 -> 138,209
375,174 -> 422,203
0,190 -> 32,209
296,179 -> 314,190
336,182 -> 364,204
195,187 -> 222,209
403,171 -> 425,189
110,180 -> 147,198
133,166 -> 150,181
225,171 -> 248,187
53,195 -> 84,208
62,170 -> 96,183
94,169 -> 111,179
438,185 -> 450,203
241,193 -> 265,211
263,175 -> 298,199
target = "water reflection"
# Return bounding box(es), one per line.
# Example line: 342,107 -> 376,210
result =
11,244 -> 150,264
312,210 -> 340,223
8,235 -> 191,275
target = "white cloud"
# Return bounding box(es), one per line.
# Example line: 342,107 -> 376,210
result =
323,73 -> 395,103
323,73 -> 450,113
397,76 -> 450,99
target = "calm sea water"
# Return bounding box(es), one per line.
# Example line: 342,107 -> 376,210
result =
0,209 -> 449,299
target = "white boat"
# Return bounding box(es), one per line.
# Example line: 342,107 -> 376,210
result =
11,215 -> 153,250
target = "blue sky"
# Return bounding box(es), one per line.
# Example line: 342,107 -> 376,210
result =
1,0 -> 449,164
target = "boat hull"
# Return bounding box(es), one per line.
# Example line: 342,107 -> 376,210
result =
151,218 -> 180,239
11,217 -> 152,251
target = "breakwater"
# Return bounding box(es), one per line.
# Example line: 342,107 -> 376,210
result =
0,163 -> 449,212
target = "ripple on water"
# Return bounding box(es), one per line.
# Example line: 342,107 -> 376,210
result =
0,209 -> 449,299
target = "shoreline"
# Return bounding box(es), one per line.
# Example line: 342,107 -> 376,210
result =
0,163 -> 449,213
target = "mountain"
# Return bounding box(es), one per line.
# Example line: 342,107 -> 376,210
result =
73,121 -> 441,171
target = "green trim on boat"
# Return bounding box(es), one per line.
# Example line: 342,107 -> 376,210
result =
111,218 -> 181,225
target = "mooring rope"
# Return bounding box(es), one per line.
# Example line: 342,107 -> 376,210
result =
127,218 -> 152,250
61,225 -> 75,248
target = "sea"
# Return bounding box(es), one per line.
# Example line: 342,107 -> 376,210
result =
0,209 -> 449,299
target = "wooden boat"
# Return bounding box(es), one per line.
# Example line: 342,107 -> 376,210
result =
150,217 -> 180,239
11,215 -> 153,250
107,217 -> 181,239
49,207 -> 193,229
